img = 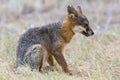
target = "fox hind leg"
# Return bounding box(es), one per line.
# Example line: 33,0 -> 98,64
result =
24,44 -> 48,72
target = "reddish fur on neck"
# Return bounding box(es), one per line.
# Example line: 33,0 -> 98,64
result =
61,17 -> 75,43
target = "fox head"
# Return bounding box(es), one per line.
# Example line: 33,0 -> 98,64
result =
67,5 -> 94,37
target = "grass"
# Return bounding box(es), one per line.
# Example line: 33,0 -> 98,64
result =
0,27 -> 120,80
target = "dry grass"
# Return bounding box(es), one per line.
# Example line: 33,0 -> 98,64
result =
0,0 -> 120,80
0,28 -> 120,80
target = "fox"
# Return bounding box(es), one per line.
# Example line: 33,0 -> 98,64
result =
16,5 -> 94,74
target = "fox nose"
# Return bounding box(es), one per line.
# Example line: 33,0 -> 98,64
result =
91,32 -> 94,35
89,31 -> 94,36
87,29 -> 94,36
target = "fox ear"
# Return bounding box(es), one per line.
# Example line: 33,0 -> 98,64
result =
67,5 -> 78,18
77,6 -> 82,14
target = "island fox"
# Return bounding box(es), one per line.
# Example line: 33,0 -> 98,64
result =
16,5 -> 94,74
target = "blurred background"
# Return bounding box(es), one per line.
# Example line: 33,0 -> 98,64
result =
0,0 -> 120,35
0,0 -> 120,80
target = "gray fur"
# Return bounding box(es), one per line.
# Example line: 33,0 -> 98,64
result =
23,44 -> 45,71
16,21 -> 62,69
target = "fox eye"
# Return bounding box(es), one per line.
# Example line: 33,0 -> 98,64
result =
84,24 -> 88,27
75,14 -> 78,17
74,14 -> 78,19
83,23 -> 88,27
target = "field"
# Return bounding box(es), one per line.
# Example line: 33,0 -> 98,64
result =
0,0 -> 120,80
